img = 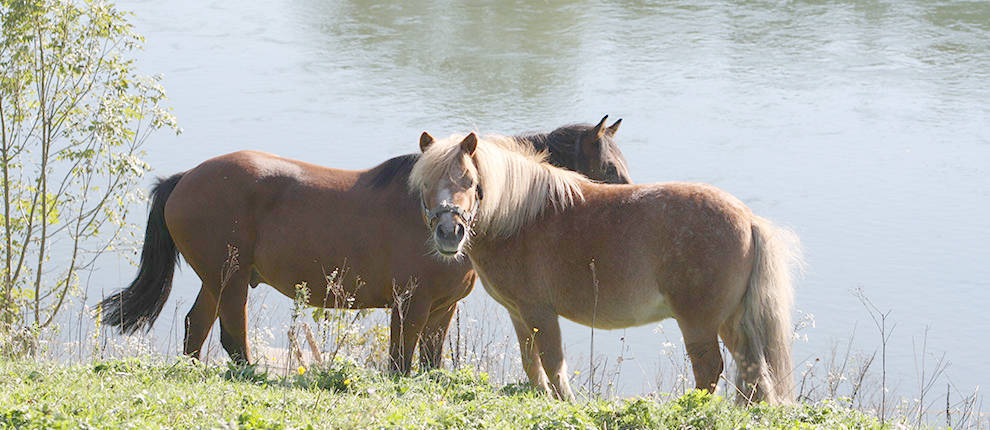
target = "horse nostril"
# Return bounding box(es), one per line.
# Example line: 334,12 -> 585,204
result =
435,223 -> 453,240
435,223 -> 465,245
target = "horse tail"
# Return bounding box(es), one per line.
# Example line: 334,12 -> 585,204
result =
98,173 -> 184,334
726,215 -> 802,404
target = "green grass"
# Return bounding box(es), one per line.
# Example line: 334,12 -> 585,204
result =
0,358 -> 885,429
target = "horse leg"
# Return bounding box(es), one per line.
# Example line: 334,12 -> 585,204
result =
681,325 -> 724,394
217,273 -> 251,365
510,314 -> 550,394
519,309 -> 574,401
183,285 -> 219,359
389,295 -> 432,375
418,303 -> 456,370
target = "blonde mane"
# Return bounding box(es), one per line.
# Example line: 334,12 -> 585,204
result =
409,134 -> 588,237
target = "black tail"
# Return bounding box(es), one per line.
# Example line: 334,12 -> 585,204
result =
99,173 -> 184,334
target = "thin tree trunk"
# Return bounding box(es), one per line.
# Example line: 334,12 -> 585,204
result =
40,172 -> 89,329
32,24 -> 50,326
10,185 -> 39,290
0,92 -> 12,326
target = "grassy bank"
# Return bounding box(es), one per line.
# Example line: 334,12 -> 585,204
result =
0,358 -> 885,429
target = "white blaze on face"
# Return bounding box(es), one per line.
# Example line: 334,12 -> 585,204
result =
437,187 -> 453,206
437,187 -> 455,226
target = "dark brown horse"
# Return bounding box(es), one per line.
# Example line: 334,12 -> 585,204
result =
100,117 -> 628,374
412,133 -> 802,403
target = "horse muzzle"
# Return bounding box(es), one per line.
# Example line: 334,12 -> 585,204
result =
433,218 -> 466,256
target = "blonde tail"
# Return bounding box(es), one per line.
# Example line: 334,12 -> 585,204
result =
726,216 -> 802,404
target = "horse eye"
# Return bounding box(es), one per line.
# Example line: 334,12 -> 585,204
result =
476,184 -> 484,200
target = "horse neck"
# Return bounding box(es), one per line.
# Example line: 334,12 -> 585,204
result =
470,179 -> 602,250
361,172 -> 418,204
472,149 -> 587,241
512,132 -> 571,169
360,153 -> 419,189
342,166 -> 418,219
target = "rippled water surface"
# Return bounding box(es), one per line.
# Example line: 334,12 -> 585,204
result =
112,0 -> 989,398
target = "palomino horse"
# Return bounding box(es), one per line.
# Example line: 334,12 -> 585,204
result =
411,133 -> 802,403
99,117 -> 628,374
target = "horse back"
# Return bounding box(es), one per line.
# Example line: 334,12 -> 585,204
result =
164,150 -> 358,228
580,181 -> 756,281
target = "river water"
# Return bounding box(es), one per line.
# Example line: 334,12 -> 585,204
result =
106,0 -> 989,402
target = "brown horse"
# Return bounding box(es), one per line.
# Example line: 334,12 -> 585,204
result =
99,117 -> 628,374
411,133 -> 802,403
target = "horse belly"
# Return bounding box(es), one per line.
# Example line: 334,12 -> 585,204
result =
559,285 -> 673,330
252,234 -> 396,308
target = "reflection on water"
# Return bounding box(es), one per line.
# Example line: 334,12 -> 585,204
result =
116,0 -> 989,399
302,0 -> 587,120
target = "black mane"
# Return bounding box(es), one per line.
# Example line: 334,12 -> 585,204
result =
368,153 -> 420,189
517,124 -> 591,169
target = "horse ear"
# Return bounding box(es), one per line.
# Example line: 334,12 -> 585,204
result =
582,116 -> 608,155
606,118 -> 622,136
592,115 -> 608,139
460,132 -> 478,156
419,132 -> 435,152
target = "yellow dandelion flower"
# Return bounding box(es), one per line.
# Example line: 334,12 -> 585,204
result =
343,378 -> 352,385
297,366 -> 306,375
574,370 -> 581,375
532,327 -> 539,333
